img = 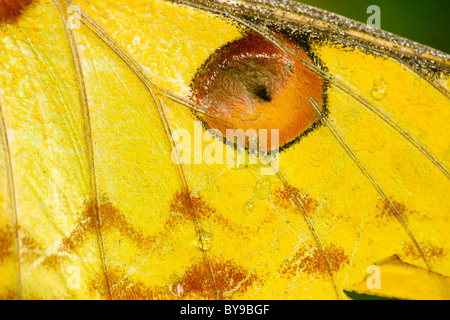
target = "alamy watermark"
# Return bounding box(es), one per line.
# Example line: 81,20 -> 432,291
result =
67,5 -> 81,30
66,265 -> 81,290
366,265 -> 381,289
171,121 -> 280,175
367,5 -> 381,29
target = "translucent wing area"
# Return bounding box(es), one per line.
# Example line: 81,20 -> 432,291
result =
0,0 -> 105,298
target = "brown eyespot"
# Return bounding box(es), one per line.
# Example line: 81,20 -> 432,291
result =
0,0 -> 34,24
190,30 -> 327,152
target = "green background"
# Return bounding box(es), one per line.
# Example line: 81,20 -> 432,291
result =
296,0 -> 450,54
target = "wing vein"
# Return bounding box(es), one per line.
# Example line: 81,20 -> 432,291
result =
157,98 -> 220,299
309,97 -> 431,271
325,35 -> 450,99
0,100 -> 22,299
274,171 -> 341,299
54,0 -> 112,299
180,0 -> 450,180
66,1 -> 220,299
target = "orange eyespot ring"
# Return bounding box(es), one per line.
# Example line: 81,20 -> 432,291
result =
190,30 -> 327,152
0,0 -> 34,23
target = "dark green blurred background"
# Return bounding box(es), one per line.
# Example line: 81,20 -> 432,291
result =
296,0 -> 450,54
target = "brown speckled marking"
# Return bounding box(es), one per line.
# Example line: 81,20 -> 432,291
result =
103,267 -> 166,300
20,231 -> 44,263
3,193 -> 258,299
173,257 -> 257,299
96,195 -> 158,249
402,241 -> 445,263
0,225 -> 46,264
43,194 -> 184,266
169,189 -> 216,222
10,193 -> 257,299
281,243 -> 349,278
0,288 -> 16,299
0,226 -> 14,262
169,189 -> 254,237
29,191 -> 224,268
377,199 -> 414,221
89,257 -> 256,300
273,183 -> 318,216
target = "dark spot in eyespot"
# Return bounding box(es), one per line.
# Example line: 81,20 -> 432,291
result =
250,83 -> 272,102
